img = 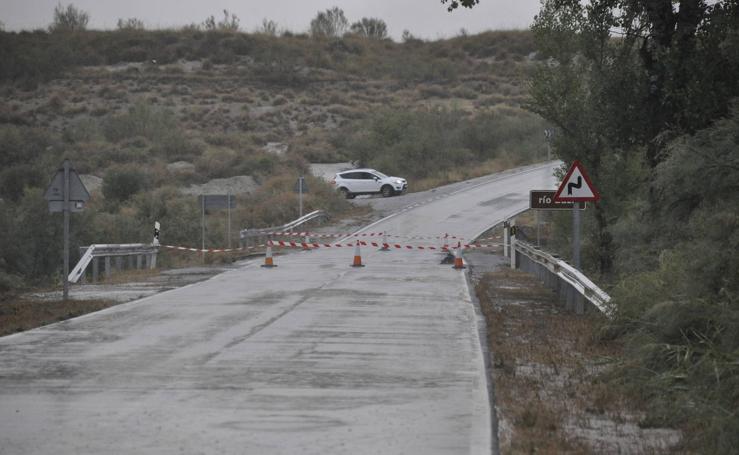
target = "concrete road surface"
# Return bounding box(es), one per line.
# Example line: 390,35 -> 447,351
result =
0,163 -> 558,454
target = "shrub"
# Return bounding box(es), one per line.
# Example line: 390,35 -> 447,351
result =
259,19 -> 278,36
336,107 -> 547,180
310,7 -> 348,38
0,164 -> 45,202
49,3 -> 89,32
203,10 -> 240,32
350,18 -> 388,40
117,18 -> 145,31
103,102 -> 179,143
102,166 -> 150,205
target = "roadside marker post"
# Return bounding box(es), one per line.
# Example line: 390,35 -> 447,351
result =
553,160 -> 601,271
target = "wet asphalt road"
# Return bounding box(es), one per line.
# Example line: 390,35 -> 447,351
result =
0,163 -> 558,454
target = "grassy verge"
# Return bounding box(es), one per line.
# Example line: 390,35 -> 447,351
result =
0,295 -> 119,336
474,266 -> 681,453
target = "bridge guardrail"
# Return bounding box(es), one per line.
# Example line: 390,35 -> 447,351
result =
70,243 -> 159,284
239,210 -> 328,247
512,240 -> 610,315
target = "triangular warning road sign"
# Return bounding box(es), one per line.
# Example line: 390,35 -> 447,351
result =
44,162 -> 90,202
553,160 -> 600,202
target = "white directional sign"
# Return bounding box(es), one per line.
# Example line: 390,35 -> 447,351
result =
553,160 -> 600,202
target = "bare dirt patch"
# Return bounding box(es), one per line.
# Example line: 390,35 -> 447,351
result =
469,255 -> 681,453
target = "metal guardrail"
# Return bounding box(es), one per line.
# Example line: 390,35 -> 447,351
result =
70,243 -> 159,283
512,240 -> 611,315
239,210 -> 328,247
239,210 -> 327,238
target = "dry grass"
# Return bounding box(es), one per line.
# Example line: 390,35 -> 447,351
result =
476,267 -> 681,453
0,296 -> 120,336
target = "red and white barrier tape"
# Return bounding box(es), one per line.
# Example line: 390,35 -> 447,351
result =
252,231 -> 386,238
268,240 -> 502,251
162,244 -> 267,253
264,231 -> 469,241
161,240 -> 502,254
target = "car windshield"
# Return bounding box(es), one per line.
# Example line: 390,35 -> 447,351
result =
372,171 -> 389,179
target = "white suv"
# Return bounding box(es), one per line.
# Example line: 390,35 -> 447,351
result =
331,169 -> 408,199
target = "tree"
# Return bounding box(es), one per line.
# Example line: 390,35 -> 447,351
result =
441,0 -> 480,11
350,18 -> 388,40
310,7 -> 348,38
49,3 -> 89,32
528,0 -> 739,274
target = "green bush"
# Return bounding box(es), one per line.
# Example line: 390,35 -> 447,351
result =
102,166 -> 150,205
103,102 -> 179,143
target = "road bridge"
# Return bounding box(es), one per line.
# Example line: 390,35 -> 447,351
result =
0,163 -> 558,454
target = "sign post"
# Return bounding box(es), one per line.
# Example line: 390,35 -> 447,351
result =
63,161 -> 70,300
197,195 -> 237,257
201,195 -> 205,262
553,160 -> 600,271
529,190 -> 586,248
294,177 -> 308,218
227,192 -> 231,249
44,159 -> 90,300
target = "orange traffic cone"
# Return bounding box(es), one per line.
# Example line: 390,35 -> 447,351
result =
452,244 -> 465,270
262,243 -> 277,268
379,232 -> 390,251
351,242 -> 365,267
302,235 -> 311,251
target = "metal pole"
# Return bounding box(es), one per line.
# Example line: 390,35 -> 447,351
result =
201,195 -> 205,263
536,210 -> 541,247
63,159 -> 70,301
227,193 -> 232,249
573,205 -> 581,270
299,177 -> 304,218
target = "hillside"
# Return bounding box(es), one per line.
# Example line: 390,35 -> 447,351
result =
0,28 -> 549,290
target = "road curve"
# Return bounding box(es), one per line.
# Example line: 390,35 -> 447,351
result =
0,163 -> 558,454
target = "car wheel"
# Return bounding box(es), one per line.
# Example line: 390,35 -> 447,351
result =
381,185 -> 394,197
340,188 -> 355,199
